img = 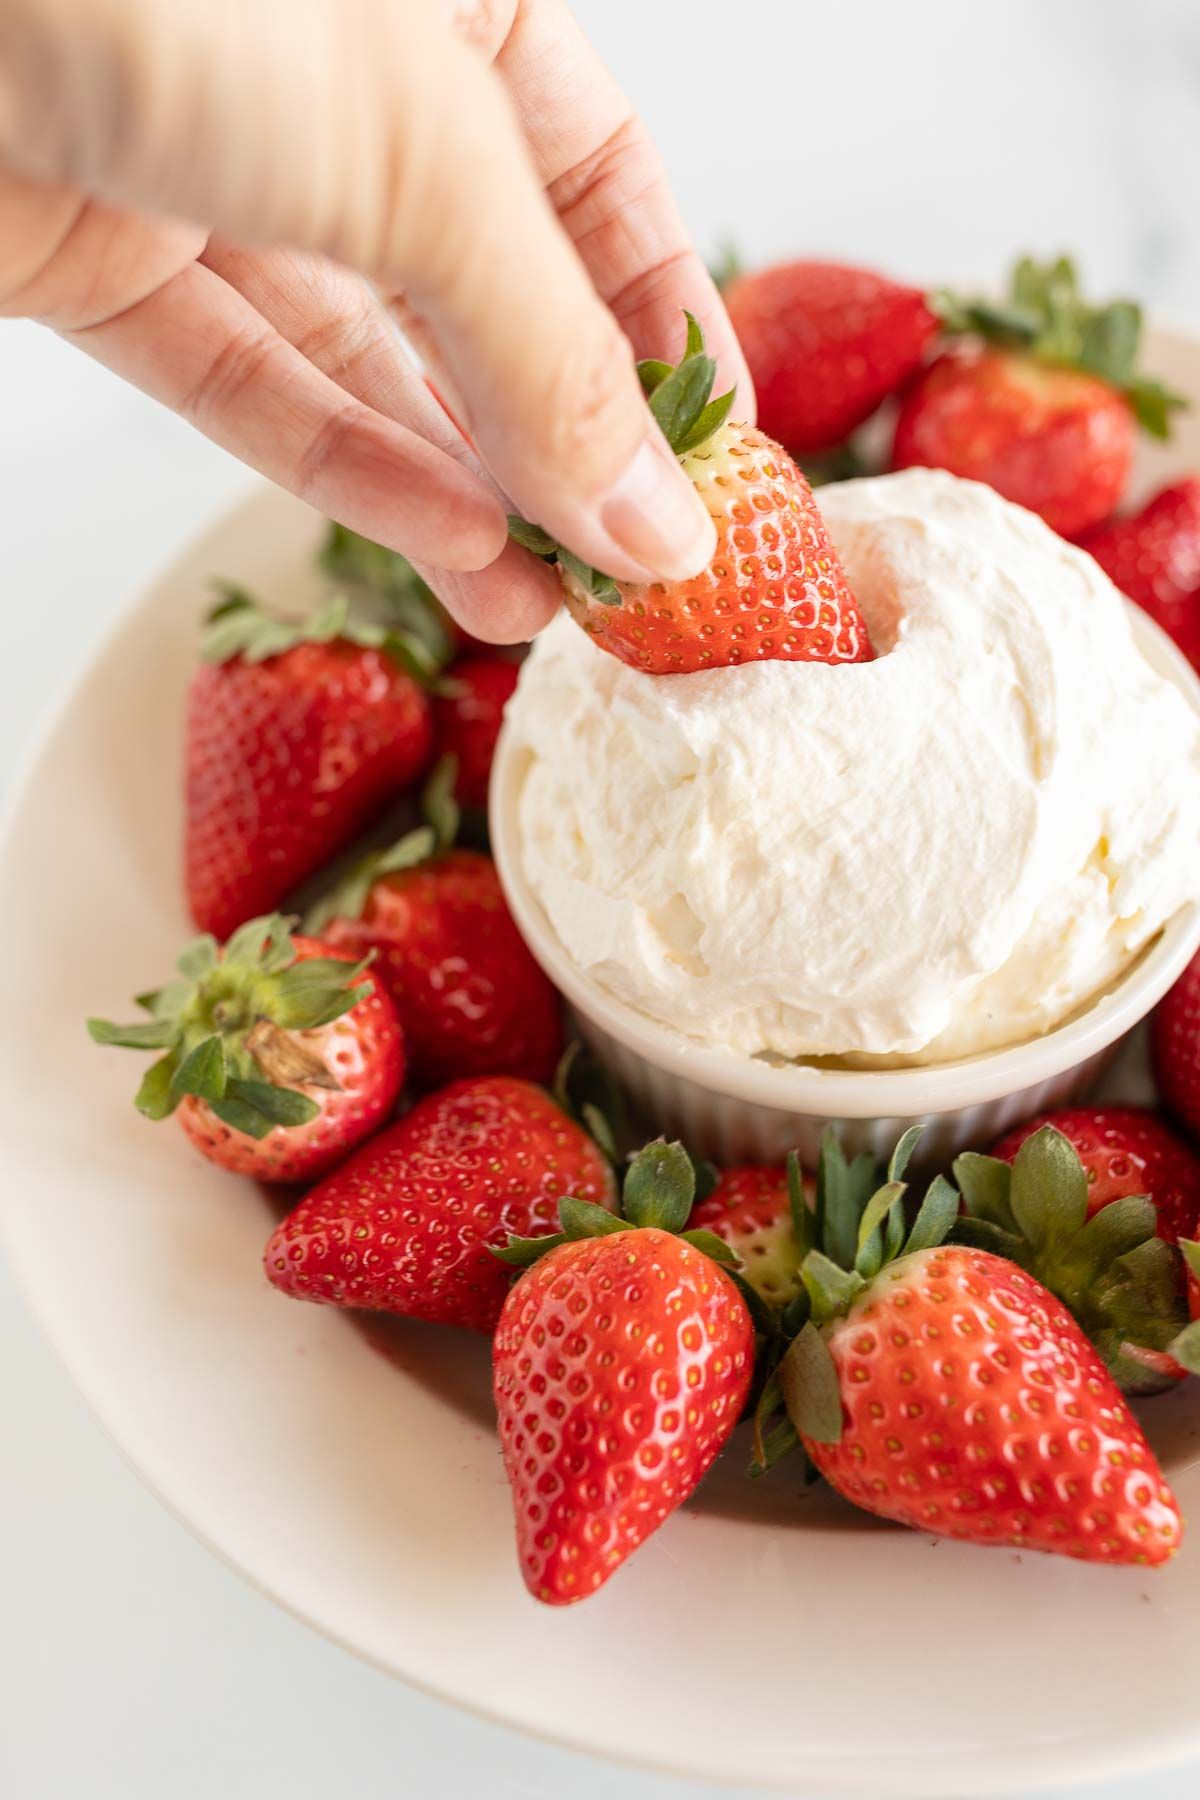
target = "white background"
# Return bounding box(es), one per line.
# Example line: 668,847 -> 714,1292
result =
4,1 -> 1200,1795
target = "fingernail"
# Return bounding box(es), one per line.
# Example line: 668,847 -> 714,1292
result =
600,435 -> 716,581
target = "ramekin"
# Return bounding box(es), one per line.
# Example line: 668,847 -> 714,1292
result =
491,605 -> 1200,1167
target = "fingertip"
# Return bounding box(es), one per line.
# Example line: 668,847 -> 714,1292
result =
423,541 -> 563,645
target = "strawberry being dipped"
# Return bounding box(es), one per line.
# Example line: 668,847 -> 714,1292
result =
88,916 -> 403,1181
758,1132 -> 1183,1563
492,1140 -> 755,1604
893,255 -> 1185,537
722,260 -> 938,454
431,656 -> 519,810
264,1076 -> 613,1331
186,589 -> 434,940
1078,478 -> 1200,673
306,762 -> 562,1089
510,314 -> 875,674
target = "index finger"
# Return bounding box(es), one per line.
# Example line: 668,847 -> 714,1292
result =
488,0 -> 754,417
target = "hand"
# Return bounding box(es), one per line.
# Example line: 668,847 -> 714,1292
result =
0,0 -> 751,640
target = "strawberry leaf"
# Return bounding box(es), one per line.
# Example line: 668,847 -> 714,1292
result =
888,1126 -> 923,1184
269,957 -> 371,1030
169,1034 -> 226,1104
904,1174 -> 960,1255
952,1151 -> 1015,1231
779,1322 -> 843,1446
490,1231 -> 567,1268
679,1227 -> 740,1268
1009,1126 -> 1089,1255
801,1250 -> 866,1325
559,1197 -> 631,1240
622,1139 -> 695,1232
176,934 -> 219,980
787,1150 -> 815,1259
87,1016 -> 179,1050
134,1053 -> 180,1120
225,1078 -> 320,1127
1169,1319 -> 1200,1376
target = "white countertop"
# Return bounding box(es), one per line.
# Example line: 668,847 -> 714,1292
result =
5,2 -> 1200,1792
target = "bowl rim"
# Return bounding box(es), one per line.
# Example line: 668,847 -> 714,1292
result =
491,597 -> 1200,1119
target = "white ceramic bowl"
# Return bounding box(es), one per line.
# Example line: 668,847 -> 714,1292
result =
491,601 -> 1200,1166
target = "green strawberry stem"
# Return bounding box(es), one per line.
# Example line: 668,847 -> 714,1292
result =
931,253 -> 1187,439
202,583 -> 447,685
318,523 -> 457,670
507,312 -> 735,599
87,914 -> 372,1139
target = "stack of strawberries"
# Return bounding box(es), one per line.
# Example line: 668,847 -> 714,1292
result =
88,284 -> 1200,1606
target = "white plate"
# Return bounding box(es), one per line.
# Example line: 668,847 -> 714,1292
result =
6,330 -> 1200,1800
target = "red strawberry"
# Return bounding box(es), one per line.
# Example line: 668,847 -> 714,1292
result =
264,1076 -> 614,1331
510,314 -> 874,675
88,917 -> 403,1182
431,656 -> 519,810
992,1106 -> 1200,1383
991,1107 -> 1200,1244
1152,956 -> 1200,1313
892,256 -> 1182,538
492,1141 -> 755,1603
757,1135 -> 1183,1563
307,764 -> 562,1088
791,1243 -> 1181,1565
1077,478 -> 1200,672
688,1163 -> 812,1310
186,590 -> 433,940
892,346 -> 1132,537
722,260 -> 938,454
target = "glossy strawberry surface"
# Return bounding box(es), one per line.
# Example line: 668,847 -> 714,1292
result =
892,346 -> 1133,537
493,1227 -> 754,1603
807,1245 -> 1181,1564
725,260 -> 938,454
186,640 -> 431,940
432,656 -> 519,810
1078,478 -> 1200,673
322,849 -> 561,1089
565,423 -> 874,674
264,1076 -> 614,1331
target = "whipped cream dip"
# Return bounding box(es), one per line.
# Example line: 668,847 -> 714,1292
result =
505,469 -> 1200,1065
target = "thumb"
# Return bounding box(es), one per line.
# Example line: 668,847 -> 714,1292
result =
0,0 -> 716,586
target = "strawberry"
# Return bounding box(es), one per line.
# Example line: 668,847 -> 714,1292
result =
186,589 -> 434,941
264,1075 -> 614,1331
431,656 -> 519,810
306,762 -> 562,1088
492,1140 -> 755,1603
721,260 -> 938,455
1152,954 -> 1200,1313
509,314 -> 874,674
687,1162 -> 813,1311
989,1109 -> 1200,1390
892,255 -> 1184,537
991,1107 -> 1200,1244
1077,478 -> 1200,673
88,916 -> 403,1181
758,1131 -> 1183,1563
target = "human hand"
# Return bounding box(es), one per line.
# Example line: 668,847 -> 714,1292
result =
0,0 -> 751,640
